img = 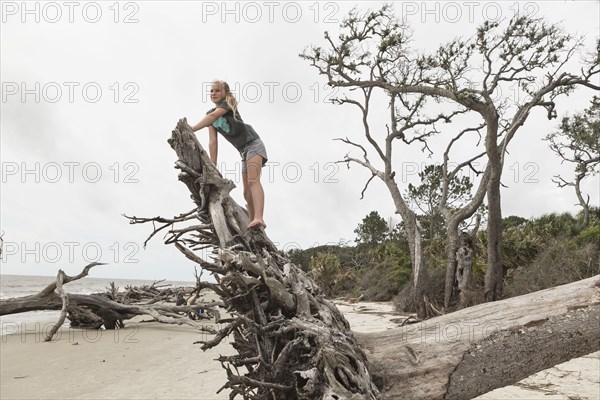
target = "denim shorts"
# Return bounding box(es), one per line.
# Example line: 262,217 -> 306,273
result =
241,139 -> 268,174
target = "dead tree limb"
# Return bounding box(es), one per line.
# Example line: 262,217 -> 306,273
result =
44,270 -> 69,342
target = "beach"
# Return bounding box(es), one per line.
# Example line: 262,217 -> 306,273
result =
1,319 -> 234,400
1,299 -> 598,400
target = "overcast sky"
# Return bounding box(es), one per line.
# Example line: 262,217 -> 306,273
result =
1,1 -> 599,281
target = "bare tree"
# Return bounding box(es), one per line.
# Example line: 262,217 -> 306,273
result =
332,92 -> 453,317
301,5 -> 599,305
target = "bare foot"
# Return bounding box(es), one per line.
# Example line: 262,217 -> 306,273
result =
247,219 -> 267,229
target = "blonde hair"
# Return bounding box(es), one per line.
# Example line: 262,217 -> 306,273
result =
212,80 -> 238,119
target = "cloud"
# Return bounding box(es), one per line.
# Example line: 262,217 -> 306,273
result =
1,1 -> 599,281
1,100 -> 69,159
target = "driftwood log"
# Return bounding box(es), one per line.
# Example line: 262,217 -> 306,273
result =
0,263 -> 221,339
358,275 -> 600,399
127,118 -> 599,399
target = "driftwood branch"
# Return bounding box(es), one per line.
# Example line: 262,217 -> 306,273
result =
44,270 -> 69,342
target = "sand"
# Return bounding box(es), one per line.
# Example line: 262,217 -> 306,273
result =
1,300 -> 598,400
1,318 -> 234,400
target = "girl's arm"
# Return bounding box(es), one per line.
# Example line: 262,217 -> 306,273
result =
208,126 -> 218,164
190,107 -> 228,132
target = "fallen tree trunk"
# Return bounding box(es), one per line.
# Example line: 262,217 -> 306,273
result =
0,264 -> 221,335
357,275 -> 600,399
0,291 -> 220,328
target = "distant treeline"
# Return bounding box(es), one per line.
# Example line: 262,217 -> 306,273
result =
288,209 -> 600,307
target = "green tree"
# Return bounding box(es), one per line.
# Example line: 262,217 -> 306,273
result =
360,241 -> 412,301
309,252 -> 342,297
503,215 -> 528,229
545,97 -> 600,227
407,164 -> 473,240
354,211 -> 389,245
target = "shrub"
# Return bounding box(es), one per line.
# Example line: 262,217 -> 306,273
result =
504,238 -> 600,297
357,242 -> 412,301
577,225 -> 600,246
309,252 -> 358,297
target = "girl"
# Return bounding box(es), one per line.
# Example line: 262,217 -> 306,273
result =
191,80 -> 268,230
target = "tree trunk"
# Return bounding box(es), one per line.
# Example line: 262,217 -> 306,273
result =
410,220 -> 429,319
356,275 -> 600,399
484,115 -> 504,302
384,177 -> 430,319
444,225 -> 476,310
394,214 -> 430,319
456,231 -> 475,308
575,170 -> 590,227
158,119 -> 379,399
444,219 -> 460,309
485,172 -> 503,301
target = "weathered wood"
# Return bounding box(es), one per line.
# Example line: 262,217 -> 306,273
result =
456,230 -> 476,308
44,270 -> 68,341
3,112 -> 597,398
356,275 -> 600,399
131,118 -> 381,399
1,290 -> 221,333
0,264 -> 222,336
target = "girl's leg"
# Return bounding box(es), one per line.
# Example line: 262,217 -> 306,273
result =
244,154 -> 266,229
242,172 -> 255,221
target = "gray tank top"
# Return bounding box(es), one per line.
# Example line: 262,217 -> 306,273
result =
207,101 -> 260,152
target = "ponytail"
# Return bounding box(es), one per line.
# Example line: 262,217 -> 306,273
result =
213,80 -> 239,120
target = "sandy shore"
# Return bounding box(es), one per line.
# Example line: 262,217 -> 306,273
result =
1,318 -> 235,400
1,300 -> 598,400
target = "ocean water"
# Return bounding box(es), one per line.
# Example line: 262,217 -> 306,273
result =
0,274 -> 195,335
